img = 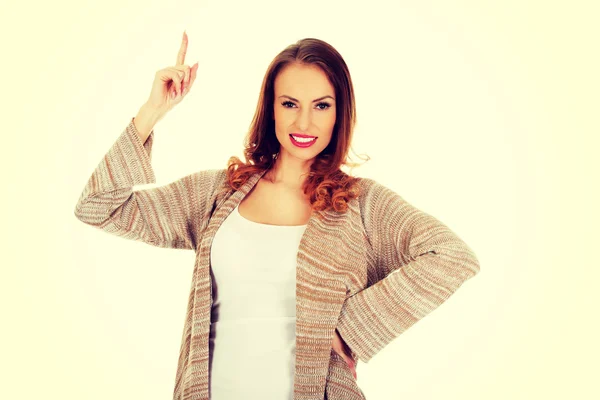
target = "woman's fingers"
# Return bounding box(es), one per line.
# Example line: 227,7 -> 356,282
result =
340,352 -> 357,379
157,68 -> 182,97
182,65 -> 190,93
189,63 -> 198,87
165,67 -> 185,97
168,65 -> 196,96
332,329 -> 357,379
342,353 -> 355,369
176,30 -> 188,66
144,32 -> 196,112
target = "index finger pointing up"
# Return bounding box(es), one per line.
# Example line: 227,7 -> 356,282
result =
176,30 -> 188,65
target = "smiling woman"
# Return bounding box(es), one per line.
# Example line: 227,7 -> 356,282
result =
74,33 -> 479,400
225,38 -> 367,215
279,89 -> 335,148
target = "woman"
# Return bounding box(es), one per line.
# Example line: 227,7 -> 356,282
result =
74,31 -> 480,400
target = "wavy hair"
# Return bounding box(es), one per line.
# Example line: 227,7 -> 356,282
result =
225,38 -> 369,215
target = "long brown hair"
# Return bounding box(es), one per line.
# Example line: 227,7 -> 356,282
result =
225,38 -> 369,214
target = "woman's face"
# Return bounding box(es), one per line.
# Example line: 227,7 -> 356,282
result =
272,63 -> 336,162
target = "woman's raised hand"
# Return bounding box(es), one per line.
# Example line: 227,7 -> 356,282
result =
144,31 -> 199,117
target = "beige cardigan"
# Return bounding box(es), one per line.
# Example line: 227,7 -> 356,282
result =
74,118 -> 480,400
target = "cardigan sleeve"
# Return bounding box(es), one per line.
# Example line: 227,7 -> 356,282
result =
74,117 -> 222,250
336,179 -> 481,363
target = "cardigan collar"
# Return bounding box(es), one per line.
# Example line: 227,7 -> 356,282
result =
199,168 -> 356,398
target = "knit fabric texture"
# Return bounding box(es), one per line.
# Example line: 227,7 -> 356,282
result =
74,118 -> 481,399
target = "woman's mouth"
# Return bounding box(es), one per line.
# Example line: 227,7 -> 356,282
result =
289,134 -> 317,148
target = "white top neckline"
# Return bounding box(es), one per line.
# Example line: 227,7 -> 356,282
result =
235,204 -> 308,227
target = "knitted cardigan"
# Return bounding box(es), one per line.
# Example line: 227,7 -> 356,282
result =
74,118 -> 480,400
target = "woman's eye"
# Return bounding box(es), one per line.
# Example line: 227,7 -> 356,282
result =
281,101 -> 331,110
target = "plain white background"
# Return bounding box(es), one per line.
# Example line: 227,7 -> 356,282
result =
1,0 -> 598,399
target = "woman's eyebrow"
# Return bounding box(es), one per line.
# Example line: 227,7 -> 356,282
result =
278,95 -> 335,102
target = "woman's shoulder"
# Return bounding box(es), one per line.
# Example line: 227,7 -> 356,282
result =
354,176 -> 408,209
355,176 -> 389,196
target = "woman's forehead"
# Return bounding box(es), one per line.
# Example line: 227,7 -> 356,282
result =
275,64 -> 334,97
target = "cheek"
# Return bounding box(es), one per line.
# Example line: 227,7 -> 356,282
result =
319,114 -> 336,134
274,118 -> 287,136
274,110 -> 292,127
321,109 -> 336,125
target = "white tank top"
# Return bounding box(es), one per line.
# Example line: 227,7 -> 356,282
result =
208,203 -> 307,399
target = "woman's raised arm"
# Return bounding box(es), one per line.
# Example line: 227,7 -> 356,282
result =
74,118 -> 225,250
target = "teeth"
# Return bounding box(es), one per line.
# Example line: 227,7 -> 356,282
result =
292,135 -> 315,143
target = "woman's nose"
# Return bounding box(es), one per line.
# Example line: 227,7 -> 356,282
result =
296,109 -> 311,131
